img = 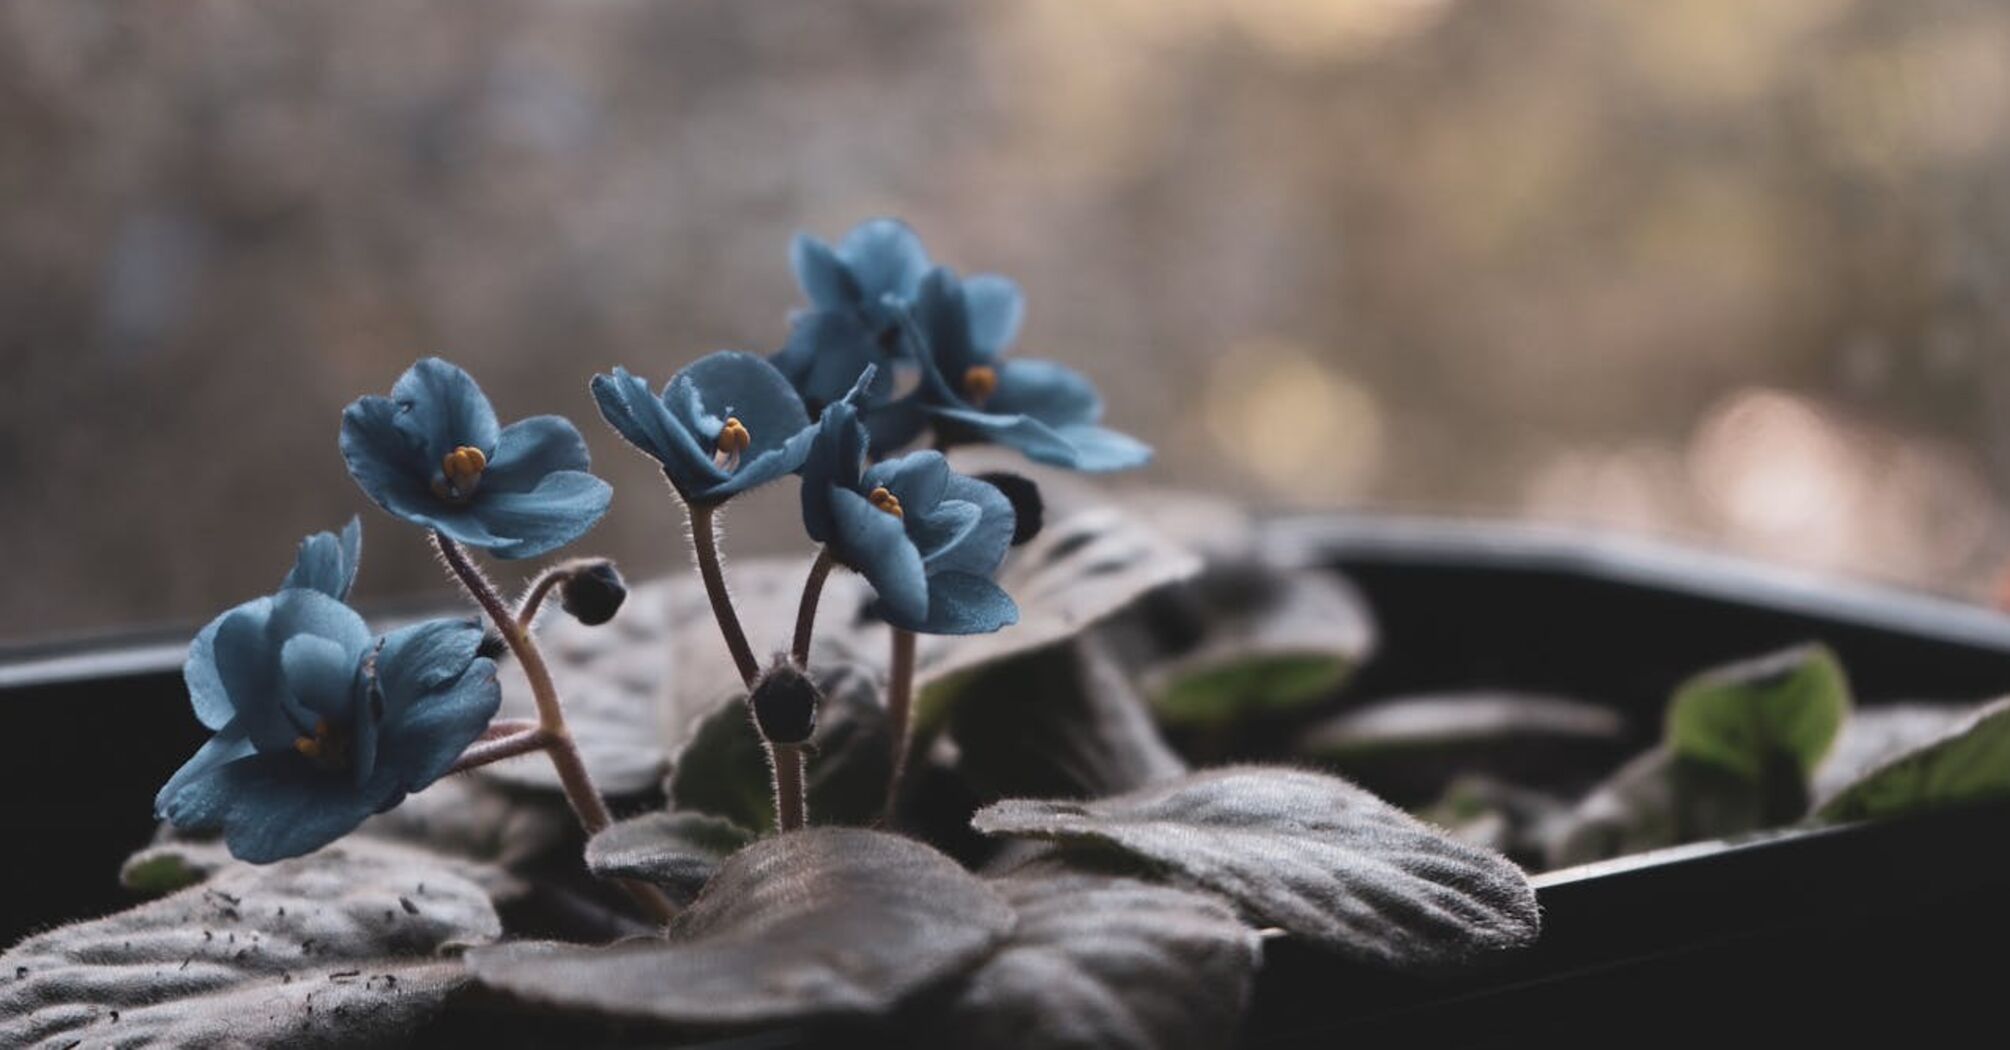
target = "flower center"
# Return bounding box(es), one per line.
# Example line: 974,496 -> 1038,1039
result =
292,718 -> 352,772
431,445 -> 487,502
868,486 -> 904,518
713,417 -> 751,472
962,365 -> 999,405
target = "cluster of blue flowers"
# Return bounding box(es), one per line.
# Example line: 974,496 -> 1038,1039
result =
158,219 -> 1148,861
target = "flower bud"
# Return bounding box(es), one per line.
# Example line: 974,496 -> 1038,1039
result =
975,471 -> 1044,546
560,560 -> 627,626
750,662 -> 822,745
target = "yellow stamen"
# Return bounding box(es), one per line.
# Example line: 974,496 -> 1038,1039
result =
713,417 -> 751,470
434,445 -> 487,501
868,486 -> 904,518
292,718 -> 350,770
963,365 -> 999,405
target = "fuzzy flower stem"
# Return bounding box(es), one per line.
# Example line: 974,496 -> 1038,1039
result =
432,531 -> 677,926
772,744 -> 807,832
514,559 -> 593,631
790,548 -> 836,669
687,503 -> 761,688
446,725 -> 550,775
883,628 -> 918,819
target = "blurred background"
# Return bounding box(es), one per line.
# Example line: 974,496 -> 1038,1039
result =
6,0 -> 2010,643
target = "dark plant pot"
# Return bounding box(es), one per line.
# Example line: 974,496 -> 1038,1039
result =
7,514 -> 2010,1044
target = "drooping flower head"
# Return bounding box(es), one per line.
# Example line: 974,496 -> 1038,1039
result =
770,219 -> 932,413
800,368 -> 1018,635
591,351 -> 814,507
157,525 -> 499,862
892,267 -> 1152,472
341,358 -> 611,559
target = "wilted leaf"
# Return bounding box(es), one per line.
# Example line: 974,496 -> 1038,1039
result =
918,506 -> 1205,701
666,663 -> 891,831
1817,696 -> 2010,823
485,578 -> 678,795
3,846 -> 500,1048
1103,562 -> 1373,728
584,811 -> 756,904
973,766 -> 1540,971
1666,644 -> 1850,784
948,635 -> 1188,802
914,870 -> 1260,1050
469,828 -> 1014,1026
1810,702 -> 1975,809
1297,692 -> 1625,803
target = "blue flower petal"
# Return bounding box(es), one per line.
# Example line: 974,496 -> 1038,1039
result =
388,357 -> 501,463
930,474 -> 1016,578
207,602 -> 301,751
185,599 -> 264,732
774,310 -> 895,410
829,486 -> 928,625
911,268 -> 988,380
280,634 -> 359,724
162,752 -> 383,863
862,392 -> 931,454
877,571 -> 1019,635
465,470 -> 613,559
930,405 -> 1079,466
676,352 -> 813,459
482,415 -> 593,494
987,359 -> 1102,427
791,233 -> 860,310
910,498 -> 981,568
374,619 -> 484,711
863,451 -> 951,514
281,518 -> 362,601
799,369 -> 877,542
1050,423 -> 1154,472
340,395 -> 440,528
154,725 -> 253,819
837,219 -> 931,301
593,368 -> 721,496
376,656 -> 501,789
962,274 -> 1025,358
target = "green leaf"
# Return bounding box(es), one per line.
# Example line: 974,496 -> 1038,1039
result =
583,812 -> 756,904
666,663 -> 891,832
1810,702 -> 1975,809
3,845 -> 500,1048
1666,644 -> 1850,783
120,839 -> 233,897
913,869 -> 1261,1050
1104,562 -> 1373,728
468,828 -> 1014,1027
973,766 -> 1540,972
1545,747 -> 1771,868
1816,696 -> 2010,823
947,636 -> 1188,802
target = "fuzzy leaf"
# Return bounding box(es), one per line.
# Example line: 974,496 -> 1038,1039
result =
667,663 -> 891,831
1297,691 -> 1625,803
1817,696 -> 2010,823
468,828 -> 1013,1026
355,775 -> 579,904
2,846 -> 500,1048
1666,644 -> 1850,783
915,870 -> 1260,1050
584,812 -> 756,904
973,767 -> 1540,971
1545,747 -> 1768,868
1811,702 -> 1975,809
1104,562 -> 1373,728
948,636 -> 1188,801
486,579 -> 677,794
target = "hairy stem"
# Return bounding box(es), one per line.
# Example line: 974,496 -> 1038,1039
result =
883,628 -> 917,818
447,726 -> 550,775
432,531 -> 678,926
790,549 -> 836,669
772,744 -> 807,832
514,561 -> 580,631
687,503 -> 761,688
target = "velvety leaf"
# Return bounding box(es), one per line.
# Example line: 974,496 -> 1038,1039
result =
1297,691 -> 1626,803
355,774 -> 579,903
584,811 -> 756,904
485,578 -> 678,794
948,636 -> 1188,801
917,505 -> 1204,702
667,663 -> 891,831
1810,702 -> 1976,809
1545,747 -> 1772,868
1666,644 -> 1850,783
468,828 -> 1014,1026
1816,696 -> 2010,823
972,766 -> 1540,971
915,870 -> 1260,1050
1103,562 -> 1373,728
1418,775 -> 1576,868
2,845 -> 500,1048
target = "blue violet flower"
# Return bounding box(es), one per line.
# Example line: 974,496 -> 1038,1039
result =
157,527 -> 500,863
341,358 -> 611,559
771,218 -> 932,412
592,351 -> 815,506
800,369 -> 1018,635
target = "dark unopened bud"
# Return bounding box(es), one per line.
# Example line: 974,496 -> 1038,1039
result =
976,471 -> 1044,546
750,662 -> 822,745
560,561 -> 627,626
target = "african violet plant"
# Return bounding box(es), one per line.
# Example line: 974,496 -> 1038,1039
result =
0,220 -> 1547,1049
